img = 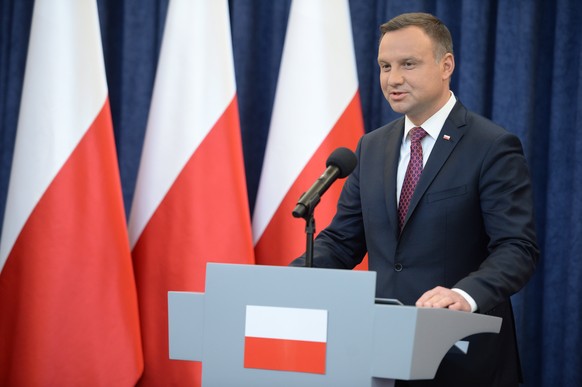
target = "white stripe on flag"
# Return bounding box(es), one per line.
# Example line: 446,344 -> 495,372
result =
245,305 -> 328,342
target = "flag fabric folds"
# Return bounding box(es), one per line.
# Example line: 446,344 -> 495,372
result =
0,1 -> 143,385
128,0 -> 255,385
252,0 -> 365,267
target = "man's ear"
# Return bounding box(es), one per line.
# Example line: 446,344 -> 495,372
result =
441,53 -> 455,80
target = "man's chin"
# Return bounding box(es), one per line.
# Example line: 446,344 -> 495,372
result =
387,101 -> 408,115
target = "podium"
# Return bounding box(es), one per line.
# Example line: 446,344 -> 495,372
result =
168,263 -> 501,386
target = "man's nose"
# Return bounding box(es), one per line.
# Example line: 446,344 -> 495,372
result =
387,68 -> 404,85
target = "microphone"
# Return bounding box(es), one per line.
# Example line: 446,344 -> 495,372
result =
292,147 -> 357,219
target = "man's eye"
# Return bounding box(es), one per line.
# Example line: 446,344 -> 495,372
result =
404,62 -> 415,69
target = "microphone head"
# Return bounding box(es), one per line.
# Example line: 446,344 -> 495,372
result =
326,147 -> 357,178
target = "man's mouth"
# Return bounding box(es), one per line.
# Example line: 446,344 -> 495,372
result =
389,91 -> 407,101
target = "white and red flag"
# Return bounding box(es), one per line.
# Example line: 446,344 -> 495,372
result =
0,1 -> 143,385
128,0 -> 255,385
244,305 -> 328,374
252,0 -> 366,267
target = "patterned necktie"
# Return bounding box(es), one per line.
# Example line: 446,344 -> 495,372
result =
398,127 -> 428,231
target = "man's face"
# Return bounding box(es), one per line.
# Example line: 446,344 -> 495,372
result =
378,26 -> 454,125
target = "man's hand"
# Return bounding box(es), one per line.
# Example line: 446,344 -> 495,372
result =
416,286 -> 472,312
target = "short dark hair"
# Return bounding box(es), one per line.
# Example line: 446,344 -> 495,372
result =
380,12 -> 453,61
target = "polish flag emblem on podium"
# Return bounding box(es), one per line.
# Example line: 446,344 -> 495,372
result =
244,305 -> 328,374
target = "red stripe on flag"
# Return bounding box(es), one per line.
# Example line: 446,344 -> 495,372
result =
133,97 -> 254,385
255,93 -> 365,267
0,101 -> 143,385
244,336 -> 326,374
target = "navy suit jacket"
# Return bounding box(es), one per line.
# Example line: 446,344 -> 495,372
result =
292,101 -> 539,386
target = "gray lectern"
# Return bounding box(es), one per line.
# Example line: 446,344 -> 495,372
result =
168,263 -> 501,386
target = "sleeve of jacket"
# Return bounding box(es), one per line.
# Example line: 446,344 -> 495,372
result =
454,131 -> 540,313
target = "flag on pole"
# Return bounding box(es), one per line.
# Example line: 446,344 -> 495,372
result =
0,1 -> 143,385
252,0 -> 366,267
128,0 -> 255,385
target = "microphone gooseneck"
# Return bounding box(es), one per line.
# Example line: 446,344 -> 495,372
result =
292,147 -> 357,220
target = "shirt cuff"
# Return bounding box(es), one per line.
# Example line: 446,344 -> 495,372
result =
452,288 -> 478,313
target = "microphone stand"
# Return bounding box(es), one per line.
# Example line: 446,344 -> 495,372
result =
305,212 -> 315,268
300,195 -> 320,268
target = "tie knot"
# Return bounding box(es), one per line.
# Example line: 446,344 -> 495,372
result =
410,127 -> 427,143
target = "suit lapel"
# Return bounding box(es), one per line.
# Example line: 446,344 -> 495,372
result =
383,119 -> 404,235
402,102 -> 468,229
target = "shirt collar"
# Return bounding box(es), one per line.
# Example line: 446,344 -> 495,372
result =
404,91 -> 457,141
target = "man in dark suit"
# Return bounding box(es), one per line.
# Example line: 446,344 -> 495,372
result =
291,12 -> 539,386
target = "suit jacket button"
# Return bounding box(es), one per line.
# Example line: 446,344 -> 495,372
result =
394,263 -> 403,272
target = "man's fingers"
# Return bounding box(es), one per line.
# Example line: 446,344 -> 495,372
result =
417,294 -> 454,308
415,286 -> 445,306
415,286 -> 471,312
447,302 -> 464,311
